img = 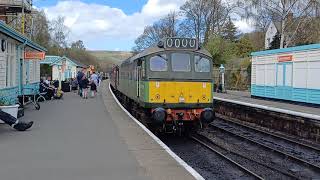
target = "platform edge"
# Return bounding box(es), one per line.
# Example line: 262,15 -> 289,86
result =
108,84 -> 205,180
214,97 -> 320,120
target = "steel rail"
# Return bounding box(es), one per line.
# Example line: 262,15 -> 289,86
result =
209,124 -> 320,172
190,135 -> 264,180
217,116 -> 320,152
194,133 -> 299,179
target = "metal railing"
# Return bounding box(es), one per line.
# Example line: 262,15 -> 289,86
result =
213,68 -> 251,91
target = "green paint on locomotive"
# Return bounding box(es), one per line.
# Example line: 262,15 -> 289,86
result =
115,37 -> 214,109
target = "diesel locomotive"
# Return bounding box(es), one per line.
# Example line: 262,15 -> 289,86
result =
110,37 -> 214,134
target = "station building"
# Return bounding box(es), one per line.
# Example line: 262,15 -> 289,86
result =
0,21 -> 46,105
40,56 -> 86,81
251,44 -> 320,105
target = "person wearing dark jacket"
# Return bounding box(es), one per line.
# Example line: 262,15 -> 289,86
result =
40,79 -> 55,100
82,77 -> 89,99
0,109 -> 33,131
77,70 -> 85,97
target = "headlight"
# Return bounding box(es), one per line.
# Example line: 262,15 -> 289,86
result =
201,108 -> 215,123
152,108 -> 167,125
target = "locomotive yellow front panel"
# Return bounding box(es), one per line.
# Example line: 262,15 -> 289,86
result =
149,81 -> 212,104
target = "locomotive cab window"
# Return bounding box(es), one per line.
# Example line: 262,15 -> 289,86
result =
195,56 -> 210,72
171,53 -> 191,72
150,54 -> 168,71
141,59 -> 146,78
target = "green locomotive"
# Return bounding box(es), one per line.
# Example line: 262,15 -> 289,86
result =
111,37 -> 214,134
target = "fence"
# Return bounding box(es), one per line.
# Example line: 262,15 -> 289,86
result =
213,67 -> 251,91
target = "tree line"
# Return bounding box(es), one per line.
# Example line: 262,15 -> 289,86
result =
133,0 -> 320,67
21,10 -> 99,69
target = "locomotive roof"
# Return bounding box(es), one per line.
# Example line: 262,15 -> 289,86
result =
125,45 -> 212,64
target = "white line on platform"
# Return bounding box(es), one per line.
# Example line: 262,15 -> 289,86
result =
214,97 -> 320,121
109,84 -> 205,180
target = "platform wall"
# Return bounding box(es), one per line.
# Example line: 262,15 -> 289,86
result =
214,99 -> 320,142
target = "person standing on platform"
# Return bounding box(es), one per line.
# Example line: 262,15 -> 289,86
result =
77,69 -> 85,97
82,76 -> 89,99
0,109 -> 33,131
71,78 -> 78,93
90,80 -> 97,97
90,72 -> 98,85
98,72 -> 102,86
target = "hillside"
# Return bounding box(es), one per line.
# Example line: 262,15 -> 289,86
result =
89,50 -> 132,72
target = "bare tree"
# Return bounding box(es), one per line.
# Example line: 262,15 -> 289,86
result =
180,0 -> 207,43
239,0 -> 320,48
50,16 -> 70,48
205,0 -> 236,41
132,12 -> 180,52
180,0 -> 236,43
160,11 -> 179,37
30,10 -> 50,48
71,40 -> 86,50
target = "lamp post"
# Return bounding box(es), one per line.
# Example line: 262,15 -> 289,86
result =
58,66 -> 62,90
219,64 -> 225,93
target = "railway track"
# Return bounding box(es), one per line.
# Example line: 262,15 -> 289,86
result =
190,134 -> 299,180
209,119 -> 320,177
215,116 -> 320,153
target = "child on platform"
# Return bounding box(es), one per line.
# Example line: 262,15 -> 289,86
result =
82,77 -> 89,99
90,80 -> 97,97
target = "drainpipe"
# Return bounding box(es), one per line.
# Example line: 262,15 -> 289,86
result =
17,40 -> 27,96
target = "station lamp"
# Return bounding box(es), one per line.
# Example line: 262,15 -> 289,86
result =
219,64 -> 225,93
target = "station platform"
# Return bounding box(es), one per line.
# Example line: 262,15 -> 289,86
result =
215,90 -> 320,120
0,82 -> 199,180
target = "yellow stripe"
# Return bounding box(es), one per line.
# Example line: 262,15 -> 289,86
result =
149,81 -> 212,103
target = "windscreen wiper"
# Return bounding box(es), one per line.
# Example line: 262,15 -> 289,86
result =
157,54 -> 168,61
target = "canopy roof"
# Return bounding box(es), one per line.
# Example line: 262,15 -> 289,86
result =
41,56 -> 84,67
0,21 -> 46,52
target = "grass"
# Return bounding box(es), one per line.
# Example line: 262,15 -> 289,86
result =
89,50 -> 132,71
89,50 -> 132,64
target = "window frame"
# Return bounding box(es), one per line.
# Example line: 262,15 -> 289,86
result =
149,53 -> 168,72
171,52 -> 192,72
5,42 -> 17,88
194,55 -> 211,73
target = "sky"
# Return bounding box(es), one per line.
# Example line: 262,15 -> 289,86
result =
33,0 -> 254,51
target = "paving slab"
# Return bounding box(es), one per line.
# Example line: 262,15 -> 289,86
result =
0,89 -> 146,180
0,82 -> 197,180
101,82 -> 197,180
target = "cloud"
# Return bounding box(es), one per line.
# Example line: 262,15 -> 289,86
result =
42,0 -> 253,50
42,0 -> 186,50
234,19 -> 254,33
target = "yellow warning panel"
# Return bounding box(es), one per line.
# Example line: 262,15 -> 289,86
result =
149,81 -> 212,104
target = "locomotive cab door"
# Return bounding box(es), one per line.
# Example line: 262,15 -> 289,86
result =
136,59 -> 142,97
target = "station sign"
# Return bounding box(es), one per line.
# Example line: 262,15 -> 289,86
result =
278,55 -> 293,62
164,38 -> 198,50
24,51 -> 46,60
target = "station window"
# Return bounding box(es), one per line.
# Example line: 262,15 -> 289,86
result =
150,54 -> 168,71
171,53 -> 191,72
5,42 -> 16,87
195,56 -> 210,72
